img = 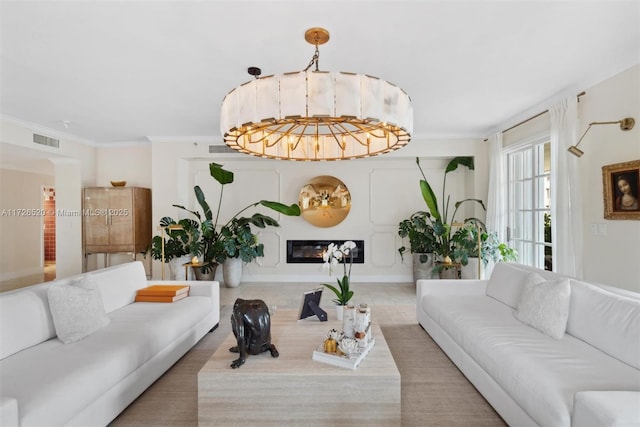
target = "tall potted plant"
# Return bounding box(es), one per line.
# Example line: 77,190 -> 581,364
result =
398,211 -> 437,280
150,162 -> 300,280
415,156 -> 486,278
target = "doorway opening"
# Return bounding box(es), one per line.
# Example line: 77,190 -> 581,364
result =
42,186 -> 56,281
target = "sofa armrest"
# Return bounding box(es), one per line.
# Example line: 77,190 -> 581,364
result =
572,391 -> 640,427
146,280 -> 220,326
184,281 -> 218,298
417,279 -> 488,300
0,396 -> 18,427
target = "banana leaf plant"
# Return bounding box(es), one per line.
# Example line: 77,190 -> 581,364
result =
415,156 -> 486,263
150,162 -> 300,273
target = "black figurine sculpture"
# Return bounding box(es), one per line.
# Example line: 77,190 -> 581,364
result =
229,298 -> 279,369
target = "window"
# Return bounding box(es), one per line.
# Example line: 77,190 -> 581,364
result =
507,140 -> 553,270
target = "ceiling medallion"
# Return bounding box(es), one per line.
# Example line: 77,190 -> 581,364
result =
220,27 -> 413,161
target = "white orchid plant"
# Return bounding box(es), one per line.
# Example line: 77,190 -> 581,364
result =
322,240 -> 356,305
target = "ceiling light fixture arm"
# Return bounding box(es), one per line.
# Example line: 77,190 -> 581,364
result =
568,117 -> 635,157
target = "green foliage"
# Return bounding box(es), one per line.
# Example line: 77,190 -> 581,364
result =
397,211 -> 437,260
324,275 -> 354,306
451,221 -> 518,266
149,162 -> 301,273
414,156 -> 485,259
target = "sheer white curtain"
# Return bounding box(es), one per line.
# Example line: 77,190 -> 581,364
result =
485,132 -> 505,278
550,97 -> 583,277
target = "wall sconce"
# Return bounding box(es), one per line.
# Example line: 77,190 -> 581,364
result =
568,117 -> 635,157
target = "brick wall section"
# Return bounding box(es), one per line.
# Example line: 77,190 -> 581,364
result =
43,191 -> 55,261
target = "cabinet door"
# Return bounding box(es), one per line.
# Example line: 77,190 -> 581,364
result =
84,188 -> 110,249
108,188 -> 134,250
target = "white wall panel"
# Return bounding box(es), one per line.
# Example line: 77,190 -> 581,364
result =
369,232 -> 396,267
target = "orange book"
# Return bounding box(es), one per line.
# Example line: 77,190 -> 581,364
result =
136,285 -> 190,297
135,293 -> 188,303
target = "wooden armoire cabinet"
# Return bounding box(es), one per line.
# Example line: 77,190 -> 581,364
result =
83,187 -> 152,254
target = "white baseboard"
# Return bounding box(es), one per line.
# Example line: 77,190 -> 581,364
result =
0,266 -> 43,281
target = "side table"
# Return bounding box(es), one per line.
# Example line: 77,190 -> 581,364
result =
182,262 -> 209,280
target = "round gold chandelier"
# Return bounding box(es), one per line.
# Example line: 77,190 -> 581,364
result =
220,27 -> 413,161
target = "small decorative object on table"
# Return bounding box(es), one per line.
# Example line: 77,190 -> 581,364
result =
354,304 -> 371,347
110,180 -> 126,187
322,240 -> 356,320
313,323 -> 375,370
323,329 -> 343,353
229,298 -> 279,369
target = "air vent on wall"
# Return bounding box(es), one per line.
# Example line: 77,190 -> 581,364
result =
33,133 -> 60,148
208,145 -> 238,154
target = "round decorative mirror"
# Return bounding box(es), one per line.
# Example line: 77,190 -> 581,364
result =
298,176 -> 351,227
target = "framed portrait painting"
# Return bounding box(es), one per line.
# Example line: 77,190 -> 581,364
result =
602,160 -> 640,220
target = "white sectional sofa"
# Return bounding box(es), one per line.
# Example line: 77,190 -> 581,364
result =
417,262 -> 640,427
0,261 -> 219,427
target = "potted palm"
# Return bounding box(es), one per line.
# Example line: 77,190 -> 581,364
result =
150,162 -> 300,281
398,211 -> 437,280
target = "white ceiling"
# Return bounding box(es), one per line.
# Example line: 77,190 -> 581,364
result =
1,1 -> 639,146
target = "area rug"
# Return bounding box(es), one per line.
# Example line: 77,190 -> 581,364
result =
110,304 -> 505,426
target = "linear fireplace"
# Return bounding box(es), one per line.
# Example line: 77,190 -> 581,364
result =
286,240 -> 364,264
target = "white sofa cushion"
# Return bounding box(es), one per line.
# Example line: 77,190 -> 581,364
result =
514,277 -> 571,339
567,280 -> 640,369
0,397 -> 18,427
47,276 -> 111,344
572,391 -> 640,427
422,293 -> 640,427
486,263 -> 532,308
89,261 -> 149,313
0,283 -> 56,359
0,295 -> 213,427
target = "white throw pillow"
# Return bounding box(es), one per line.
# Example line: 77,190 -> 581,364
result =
47,276 -> 110,344
514,277 -> 571,339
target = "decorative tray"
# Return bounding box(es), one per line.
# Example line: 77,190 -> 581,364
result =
312,338 -> 375,370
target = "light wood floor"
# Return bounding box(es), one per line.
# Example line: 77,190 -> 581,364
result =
0,263 -> 56,293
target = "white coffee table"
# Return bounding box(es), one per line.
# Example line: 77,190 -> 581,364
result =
197,308 -> 401,426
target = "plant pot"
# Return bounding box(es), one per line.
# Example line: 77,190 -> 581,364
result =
335,305 -> 344,321
193,263 -> 218,281
412,253 -> 435,281
461,257 -> 481,279
223,257 -> 243,288
169,255 -> 193,280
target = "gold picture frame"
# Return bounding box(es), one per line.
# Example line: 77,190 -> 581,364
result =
602,160 -> 640,220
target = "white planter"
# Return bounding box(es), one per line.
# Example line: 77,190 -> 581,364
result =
223,257 -> 243,288
412,253 -> 436,281
335,304 -> 344,321
168,255 -> 193,280
461,258 -> 481,279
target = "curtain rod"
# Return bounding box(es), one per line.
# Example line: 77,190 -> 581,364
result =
484,91 -> 586,141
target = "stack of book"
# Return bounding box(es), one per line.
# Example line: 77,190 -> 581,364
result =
135,285 -> 190,303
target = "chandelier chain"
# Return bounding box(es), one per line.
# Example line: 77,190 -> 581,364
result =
303,44 -> 320,72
